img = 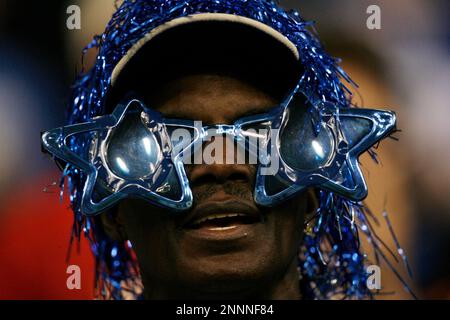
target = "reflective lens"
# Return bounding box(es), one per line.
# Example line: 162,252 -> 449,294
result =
106,109 -> 162,180
155,166 -> 182,200
340,117 -> 373,148
280,105 -> 334,171
263,174 -> 292,196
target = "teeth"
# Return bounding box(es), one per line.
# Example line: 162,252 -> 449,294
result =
207,226 -> 238,231
191,213 -> 245,226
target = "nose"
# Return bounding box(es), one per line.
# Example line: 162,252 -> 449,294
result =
187,135 -> 255,187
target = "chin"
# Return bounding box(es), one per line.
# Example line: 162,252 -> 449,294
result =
174,251 -> 281,295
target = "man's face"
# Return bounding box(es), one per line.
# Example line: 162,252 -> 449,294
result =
107,74 -> 312,298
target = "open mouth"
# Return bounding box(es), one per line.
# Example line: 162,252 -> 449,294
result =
187,212 -> 261,231
181,200 -> 263,238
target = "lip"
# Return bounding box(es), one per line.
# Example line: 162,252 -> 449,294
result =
180,198 -> 263,241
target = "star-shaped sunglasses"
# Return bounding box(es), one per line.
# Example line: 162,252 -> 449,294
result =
42,85 -> 396,216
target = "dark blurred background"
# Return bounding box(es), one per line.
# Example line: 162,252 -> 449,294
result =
0,0 -> 449,299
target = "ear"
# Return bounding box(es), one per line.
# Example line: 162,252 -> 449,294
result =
100,207 -> 128,241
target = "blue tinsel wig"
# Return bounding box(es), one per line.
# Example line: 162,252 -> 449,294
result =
63,0 -> 411,299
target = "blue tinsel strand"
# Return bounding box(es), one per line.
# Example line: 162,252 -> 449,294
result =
62,0 -> 411,300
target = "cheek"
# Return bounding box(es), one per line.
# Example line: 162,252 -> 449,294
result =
272,196 -> 307,256
118,201 -> 176,278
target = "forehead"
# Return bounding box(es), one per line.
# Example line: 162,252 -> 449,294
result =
143,74 -> 279,124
